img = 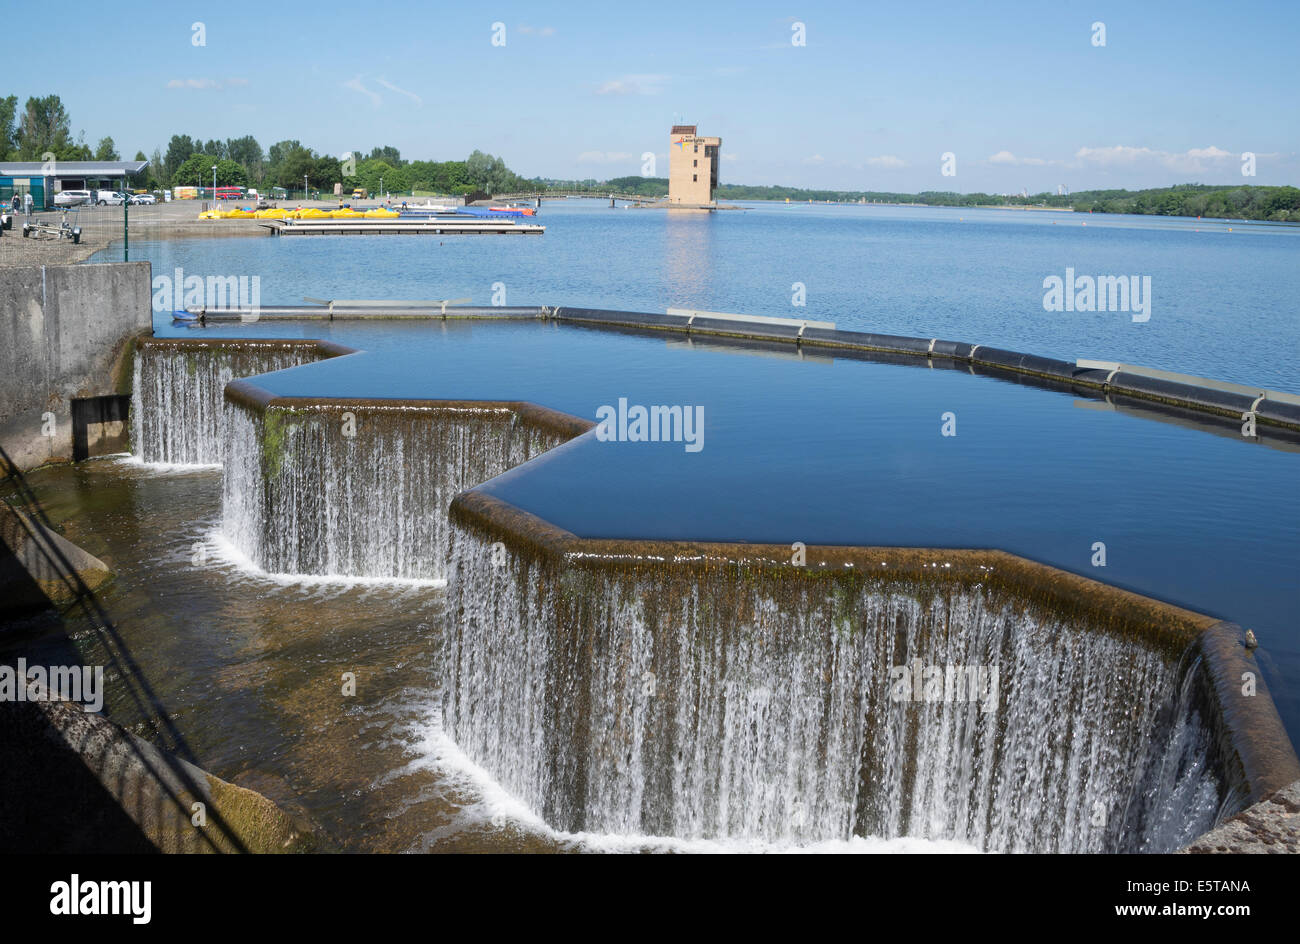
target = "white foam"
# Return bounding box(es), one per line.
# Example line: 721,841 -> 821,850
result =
409,718 -> 979,855
115,454 -> 223,474
206,530 -> 447,589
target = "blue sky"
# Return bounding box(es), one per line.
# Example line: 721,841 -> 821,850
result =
22,0 -> 1300,192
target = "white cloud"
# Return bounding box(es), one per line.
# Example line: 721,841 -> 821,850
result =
803,154 -> 825,165
987,150 -> 1048,166
866,155 -> 905,169
1187,146 -> 1233,160
375,77 -> 422,107
595,74 -> 669,96
1074,145 -> 1160,165
166,78 -> 223,89
577,151 -> 635,164
343,76 -> 382,108
1075,144 -> 1239,174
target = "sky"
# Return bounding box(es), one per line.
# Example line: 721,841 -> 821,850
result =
17,0 -> 1300,193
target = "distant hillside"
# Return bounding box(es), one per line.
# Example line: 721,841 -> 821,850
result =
532,176 -> 1300,223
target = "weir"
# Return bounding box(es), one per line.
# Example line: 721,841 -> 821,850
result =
442,492 -> 1286,853
124,325 -> 1300,852
131,338 -> 347,465
219,384 -> 587,580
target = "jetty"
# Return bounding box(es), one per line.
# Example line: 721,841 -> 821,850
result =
258,218 -> 544,236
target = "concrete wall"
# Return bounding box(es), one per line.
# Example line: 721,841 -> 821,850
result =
0,262 -> 151,470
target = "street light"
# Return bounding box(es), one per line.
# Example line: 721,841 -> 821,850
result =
379,176 -> 383,199
212,165 -> 217,203
304,174 -> 308,202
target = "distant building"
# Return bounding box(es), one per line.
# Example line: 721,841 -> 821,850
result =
0,160 -> 148,209
668,125 -> 720,206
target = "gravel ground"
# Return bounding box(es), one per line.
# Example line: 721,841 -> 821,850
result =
0,198 -> 330,267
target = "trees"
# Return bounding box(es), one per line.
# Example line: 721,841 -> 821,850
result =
174,154 -> 247,188
225,135 -> 264,184
214,158 -> 247,187
0,95 -> 17,160
347,158 -> 407,195
463,149 -> 525,195
267,139 -> 302,169
174,153 -> 216,188
94,136 -> 119,161
272,146 -> 341,190
17,94 -> 75,159
164,135 -> 196,180
367,145 -> 402,166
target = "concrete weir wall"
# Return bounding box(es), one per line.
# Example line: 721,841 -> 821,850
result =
445,489 -> 1300,852
220,381 -> 587,581
0,262 -> 152,471
132,337 -> 350,466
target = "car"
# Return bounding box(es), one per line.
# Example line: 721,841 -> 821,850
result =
128,193 -> 157,205
95,190 -> 126,206
54,189 -> 92,207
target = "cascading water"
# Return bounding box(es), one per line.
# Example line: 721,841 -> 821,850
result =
222,403 -> 569,581
128,338 -> 1253,852
440,526 -> 1234,853
131,342 -> 326,465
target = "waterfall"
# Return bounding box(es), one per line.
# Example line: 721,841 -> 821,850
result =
222,403 -> 570,581
440,526 -> 1232,852
129,337 -> 1250,852
131,342 -> 327,465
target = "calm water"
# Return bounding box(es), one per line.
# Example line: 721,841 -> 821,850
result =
100,199 -> 1300,392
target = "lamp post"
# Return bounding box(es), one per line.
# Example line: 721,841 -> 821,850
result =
212,165 -> 217,204
379,176 -> 384,199
304,174 -> 308,202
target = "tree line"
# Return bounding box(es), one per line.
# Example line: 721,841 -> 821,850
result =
157,136 -> 531,196
529,176 -> 1300,221
0,94 -> 124,163
710,181 -> 1300,222
0,94 -> 532,196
